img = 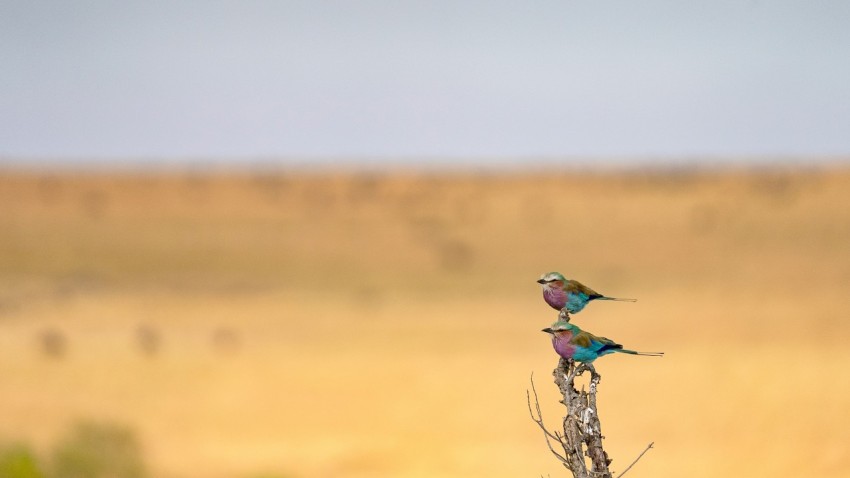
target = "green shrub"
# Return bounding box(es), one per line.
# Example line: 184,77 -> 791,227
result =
0,443 -> 45,478
51,421 -> 146,478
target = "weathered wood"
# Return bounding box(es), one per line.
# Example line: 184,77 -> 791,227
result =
553,358 -> 612,478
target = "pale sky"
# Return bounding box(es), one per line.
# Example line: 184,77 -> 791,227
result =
1,1 -> 849,164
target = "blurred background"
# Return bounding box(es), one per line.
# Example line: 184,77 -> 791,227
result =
1,2 -> 849,478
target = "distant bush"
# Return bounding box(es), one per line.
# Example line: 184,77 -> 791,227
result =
51,421 -> 146,478
0,443 -> 45,478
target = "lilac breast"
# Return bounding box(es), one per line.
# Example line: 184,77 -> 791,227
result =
552,332 -> 576,359
543,287 -> 567,309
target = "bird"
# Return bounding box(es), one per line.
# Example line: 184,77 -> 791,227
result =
542,321 -> 663,362
537,271 -> 636,314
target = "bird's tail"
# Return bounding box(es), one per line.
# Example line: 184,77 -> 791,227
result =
619,349 -> 664,357
598,296 -> 637,302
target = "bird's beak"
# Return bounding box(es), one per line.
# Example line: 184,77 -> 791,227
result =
536,279 -> 547,284
541,327 -> 554,334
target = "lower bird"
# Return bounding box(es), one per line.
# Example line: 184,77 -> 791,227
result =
542,321 -> 663,362
537,271 -> 636,314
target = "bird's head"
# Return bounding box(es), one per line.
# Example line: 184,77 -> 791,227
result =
537,271 -> 566,286
541,321 -> 572,335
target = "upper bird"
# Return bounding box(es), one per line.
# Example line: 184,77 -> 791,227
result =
542,321 -> 663,362
537,272 -> 636,314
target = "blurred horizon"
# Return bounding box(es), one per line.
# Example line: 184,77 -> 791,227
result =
2,155 -> 849,173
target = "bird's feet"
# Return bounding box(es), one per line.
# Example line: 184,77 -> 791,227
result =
558,309 -> 571,322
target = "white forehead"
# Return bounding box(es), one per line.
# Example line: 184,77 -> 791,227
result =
541,272 -> 562,281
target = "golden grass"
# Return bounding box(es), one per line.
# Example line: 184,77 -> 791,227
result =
0,166 -> 848,477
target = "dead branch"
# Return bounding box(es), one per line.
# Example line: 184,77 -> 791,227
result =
552,358 -> 603,477
616,442 -> 654,478
527,373 -> 570,465
530,355 -> 656,478
532,310 -> 655,476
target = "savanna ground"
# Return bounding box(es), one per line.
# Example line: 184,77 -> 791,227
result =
0,165 -> 848,478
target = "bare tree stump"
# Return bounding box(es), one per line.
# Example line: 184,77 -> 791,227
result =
553,358 -> 612,478
530,358 -> 653,478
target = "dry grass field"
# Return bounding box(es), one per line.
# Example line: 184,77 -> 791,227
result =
0,165 -> 848,478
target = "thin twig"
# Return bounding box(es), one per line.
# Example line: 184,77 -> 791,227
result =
527,390 -> 567,447
616,442 -> 654,478
527,373 -> 570,464
527,374 -> 565,444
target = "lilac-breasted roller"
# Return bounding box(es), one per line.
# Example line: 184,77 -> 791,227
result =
537,271 -> 636,314
541,321 -> 663,362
